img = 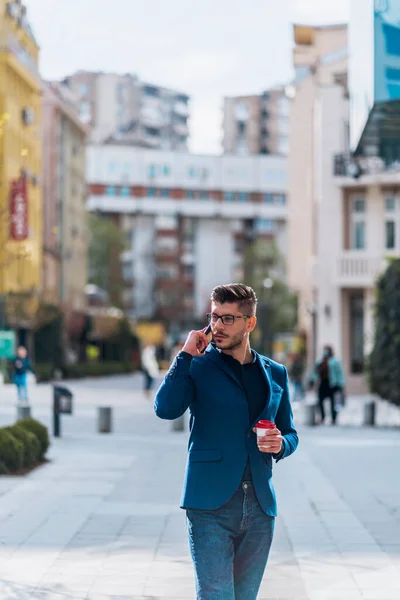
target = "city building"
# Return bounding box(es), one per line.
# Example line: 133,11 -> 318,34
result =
316,1 -> 400,394
289,6 -> 400,394
42,81 -> 88,352
350,0 -> 400,161
86,145 -> 288,332
0,0 -> 42,341
63,71 -> 190,151
222,88 -> 290,156
287,23 -> 348,369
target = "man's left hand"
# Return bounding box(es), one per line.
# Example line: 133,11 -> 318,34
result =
253,426 -> 283,455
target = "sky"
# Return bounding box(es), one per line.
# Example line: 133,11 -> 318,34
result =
24,0 -> 350,154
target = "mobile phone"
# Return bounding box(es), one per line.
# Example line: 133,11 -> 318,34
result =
203,324 -> 212,337
199,323 -> 212,353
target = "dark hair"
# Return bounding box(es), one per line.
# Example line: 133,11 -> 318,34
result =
211,283 -> 257,316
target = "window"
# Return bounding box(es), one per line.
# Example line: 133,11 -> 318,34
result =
187,190 -> 194,199
385,221 -> 396,249
79,102 -> 92,124
106,186 -> 116,196
256,219 -> 275,233
148,164 -> 156,178
385,197 -> 395,211
201,191 -> 209,200
108,162 -> 117,174
225,192 -> 233,202
163,165 -> 170,176
120,186 -> 131,197
263,193 -> 274,204
148,187 -> 156,197
353,222 -> 366,250
188,167 -> 196,178
239,192 -> 248,203
353,197 -> 365,213
161,189 -> 169,198
350,196 -> 367,250
384,195 -> 400,250
349,292 -> 364,374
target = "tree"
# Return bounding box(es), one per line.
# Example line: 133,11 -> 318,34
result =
368,258 -> 400,407
243,239 -> 297,355
88,214 -> 126,308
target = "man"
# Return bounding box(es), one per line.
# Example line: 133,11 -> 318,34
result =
12,346 -> 34,405
154,283 -> 298,600
309,345 -> 345,425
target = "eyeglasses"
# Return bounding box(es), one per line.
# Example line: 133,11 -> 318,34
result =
207,313 -> 251,327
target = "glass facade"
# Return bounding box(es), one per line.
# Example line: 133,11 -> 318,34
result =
350,0 -> 400,151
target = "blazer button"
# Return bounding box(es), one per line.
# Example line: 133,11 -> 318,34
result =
247,433 -> 251,438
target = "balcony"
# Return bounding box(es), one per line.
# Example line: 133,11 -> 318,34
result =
333,153 -> 400,178
336,253 -> 391,287
174,101 -> 189,117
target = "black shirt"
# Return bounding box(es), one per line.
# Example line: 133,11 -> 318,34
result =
220,351 -> 268,426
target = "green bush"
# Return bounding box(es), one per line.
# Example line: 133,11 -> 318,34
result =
63,361 -> 137,379
368,258 -> 400,407
5,425 -> 41,467
34,361 -> 138,382
0,430 -> 24,472
18,419 -> 50,459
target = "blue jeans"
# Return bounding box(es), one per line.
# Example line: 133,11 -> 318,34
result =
186,477 -> 275,600
14,374 -> 28,402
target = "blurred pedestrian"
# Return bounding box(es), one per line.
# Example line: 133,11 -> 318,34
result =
289,353 -> 305,402
309,345 -> 345,425
141,342 -> 159,399
12,346 -> 34,405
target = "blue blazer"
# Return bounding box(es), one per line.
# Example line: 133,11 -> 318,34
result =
154,345 -> 298,517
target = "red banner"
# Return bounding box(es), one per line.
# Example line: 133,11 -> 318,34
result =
9,178 -> 28,241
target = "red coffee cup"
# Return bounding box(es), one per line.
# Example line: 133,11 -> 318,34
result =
256,420 -> 275,438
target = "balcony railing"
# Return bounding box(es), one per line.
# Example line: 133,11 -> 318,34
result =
334,153 -> 400,177
336,253 -> 390,286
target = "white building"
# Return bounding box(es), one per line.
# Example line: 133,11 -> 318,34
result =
87,145 -> 288,327
288,19 -> 400,393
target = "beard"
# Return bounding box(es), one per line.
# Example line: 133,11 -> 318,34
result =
213,329 -> 247,351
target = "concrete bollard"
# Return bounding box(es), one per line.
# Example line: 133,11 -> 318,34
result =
172,414 -> 185,432
304,404 -> 316,426
98,407 -> 112,433
17,405 -> 31,421
363,401 -> 376,426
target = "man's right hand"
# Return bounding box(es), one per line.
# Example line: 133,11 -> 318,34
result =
182,329 -> 210,356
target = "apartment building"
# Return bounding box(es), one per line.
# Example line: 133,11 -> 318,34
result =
222,88 -> 290,156
42,82 -> 88,339
63,71 -> 190,151
86,145 -> 288,329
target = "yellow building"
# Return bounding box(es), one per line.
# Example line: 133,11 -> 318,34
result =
0,0 -> 42,331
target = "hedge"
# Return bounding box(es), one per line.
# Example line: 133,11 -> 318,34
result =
17,418 -> 50,460
0,430 -> 24,472
35,361 -> 138,382
0,419 -> 50,473
368,258 -> 400,407
5,425 -> 41,467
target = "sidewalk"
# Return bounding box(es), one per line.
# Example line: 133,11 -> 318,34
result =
0,375 -> 399,599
